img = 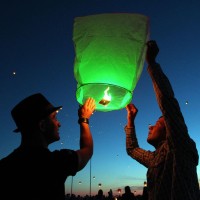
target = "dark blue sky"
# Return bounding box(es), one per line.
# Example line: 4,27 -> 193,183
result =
1,0 -> 200,196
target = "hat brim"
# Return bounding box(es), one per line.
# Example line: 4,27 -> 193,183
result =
13,106 -> 62,133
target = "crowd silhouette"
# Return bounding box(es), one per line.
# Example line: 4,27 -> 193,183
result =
65,186 -> 149,200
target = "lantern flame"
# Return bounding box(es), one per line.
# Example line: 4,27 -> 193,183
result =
99,87 -> 111,106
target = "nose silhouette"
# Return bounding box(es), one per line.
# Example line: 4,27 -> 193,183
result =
149,125 -> 153,130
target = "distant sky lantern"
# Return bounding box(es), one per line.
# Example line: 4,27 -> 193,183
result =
117,188 -> 121,193
73,13 -> 149,111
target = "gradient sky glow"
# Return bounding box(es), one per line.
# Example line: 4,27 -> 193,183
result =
1,0 -> 200,197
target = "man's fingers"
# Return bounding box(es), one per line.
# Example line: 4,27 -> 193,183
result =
84,98 -> 96,111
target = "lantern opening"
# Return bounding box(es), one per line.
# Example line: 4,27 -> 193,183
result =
76,83 -> 132,111
99,87 -> 111,106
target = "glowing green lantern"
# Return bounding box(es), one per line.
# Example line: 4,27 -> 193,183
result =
73,13 -> 149,111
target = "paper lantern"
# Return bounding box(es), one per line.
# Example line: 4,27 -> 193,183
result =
73,13 -> 149,111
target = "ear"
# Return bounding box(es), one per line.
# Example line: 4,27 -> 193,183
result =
39,120 -> 47,132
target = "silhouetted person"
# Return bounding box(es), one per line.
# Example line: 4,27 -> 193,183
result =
95,189 -> 105,200
121,186 -> 136,200
142,182 -> 148,200
0,93 -> 96,200
108,189 -> 113,200
124,41 -> 200,200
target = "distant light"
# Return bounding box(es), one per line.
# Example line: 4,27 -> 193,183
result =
98,183 -> 102,187
56,107 -> 62,113
185,101 -> 188,105
12,71 -> 16,75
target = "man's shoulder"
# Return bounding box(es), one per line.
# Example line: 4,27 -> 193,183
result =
0,149 -> 19,163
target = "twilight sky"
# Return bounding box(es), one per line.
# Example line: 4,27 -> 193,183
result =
0,0 -> 200,197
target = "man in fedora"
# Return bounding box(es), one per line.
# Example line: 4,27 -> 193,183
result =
0,93 -> 96,200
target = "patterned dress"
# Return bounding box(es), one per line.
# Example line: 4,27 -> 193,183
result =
125,63 -> 200,200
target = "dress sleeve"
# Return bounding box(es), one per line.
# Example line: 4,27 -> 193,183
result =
147,63 -> 197,153
125,126 -> 155,168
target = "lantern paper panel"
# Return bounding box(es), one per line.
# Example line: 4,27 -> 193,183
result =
73,13 -> 149,111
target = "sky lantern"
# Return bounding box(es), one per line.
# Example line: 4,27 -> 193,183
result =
73,13 -> 149,111
117,188 -> 121,194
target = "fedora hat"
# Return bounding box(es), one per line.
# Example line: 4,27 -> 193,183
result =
11,93 -> 62,133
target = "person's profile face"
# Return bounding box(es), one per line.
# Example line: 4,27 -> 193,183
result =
43,111 -> 61,144
147,117 -> 166,148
